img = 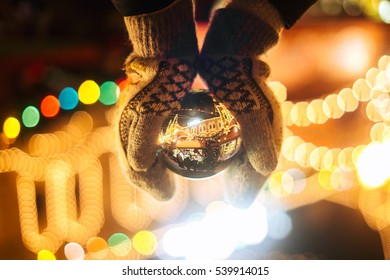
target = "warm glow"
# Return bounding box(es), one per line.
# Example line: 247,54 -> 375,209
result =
356,142 -> 390,188
162,201 -> 268,260
1,54 -> 390,260
267,212 -> 293,240
379,0 -> 390,23
333,28 -> 371,75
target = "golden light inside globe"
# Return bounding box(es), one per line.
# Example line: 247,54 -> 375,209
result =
157,89 -> 242,179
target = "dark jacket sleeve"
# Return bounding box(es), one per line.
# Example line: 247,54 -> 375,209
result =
268,0 -> 318,28
111,0 -> 175,16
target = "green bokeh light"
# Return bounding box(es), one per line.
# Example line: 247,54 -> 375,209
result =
99,81 -> 119,106
22,106 -> 40,128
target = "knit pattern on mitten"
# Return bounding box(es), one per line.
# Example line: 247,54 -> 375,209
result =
119,58 -> 196,158
200,55 -> 279,175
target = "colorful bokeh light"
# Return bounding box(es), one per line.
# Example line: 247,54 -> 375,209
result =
133,231 -> 157,256
86,237 -> 108,253
59,87 -> 79,110
37,249 -> 56,260
22,106 -> 40,128
40,95 -> 60,118
78,80 -> 100,105
108,233 -> 132,257
64,242 -> 85,260
99,81 -> 119,105
3,117 -> 21,139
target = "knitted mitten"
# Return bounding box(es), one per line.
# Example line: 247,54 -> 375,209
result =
199,0 -> 284,206
115,0 -> 198,200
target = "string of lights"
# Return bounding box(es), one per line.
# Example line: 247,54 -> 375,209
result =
1,79 -> 121,144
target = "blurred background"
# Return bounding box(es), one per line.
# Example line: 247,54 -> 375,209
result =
0,0 -> 389,260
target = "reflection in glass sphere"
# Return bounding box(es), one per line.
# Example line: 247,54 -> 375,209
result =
157,89 -> 242,179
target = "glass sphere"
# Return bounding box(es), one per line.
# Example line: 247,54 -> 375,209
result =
157,89 -> 242,179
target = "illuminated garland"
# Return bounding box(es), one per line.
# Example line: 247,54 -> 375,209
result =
2,79 -> 122,143
272,55 -> 390,190
314,0 -> 390,24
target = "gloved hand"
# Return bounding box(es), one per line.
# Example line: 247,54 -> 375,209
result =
199,4 -> 284,207
115,0 -> 198,200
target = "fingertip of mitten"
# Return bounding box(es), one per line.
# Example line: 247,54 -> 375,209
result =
223,153 -> 269,209
129,160 -> 176,201
248,151 -> 277,176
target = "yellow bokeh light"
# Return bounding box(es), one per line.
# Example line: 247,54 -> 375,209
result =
307,99 -> 328,124
309,146 -> 329,171
370,122 -> 385,142
378,55 -> 390,71
356,142 -> 389,188
281,168 -> 307,195
366,100 -> 383,122
281,136 -> 304,161
331,167 -> 355,191
338,147 -> 355,168
268,81 -> 287,103
376,71 -> 390,92
78,80 -> 100,105
37,250 -> 56,260
353,78 -> 371,102
318,167 -> 334,191
294,142 -> 316,168
132,230 -> 158,256
3,117 -> 21,139
268,171 -> 289,198
323,94 -> 344,119
337,88 -> 359,112
290,101 -> 311,127
366,67 -> 380,87
323,148 -> 341,170
282,101 -> 294,126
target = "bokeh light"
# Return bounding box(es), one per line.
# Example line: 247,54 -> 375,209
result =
22,106 -> 40,128
59,87 -> 79,110
108,233 -> 132,257
267,212 -> 293,240
64,242 -> 85,260
133,231 -> 158,256
40,95 -> 60,118
99,81 -> 119,105
3,117 -> 21,139
78,80 -> 100,105
379,0 -> 390,23
357,142 -> 390,188
86,237 -> 108,253
281,168 -> 307,195
37,250 -> 56,260
162,201 -> 268,260
86,237 -> 108,259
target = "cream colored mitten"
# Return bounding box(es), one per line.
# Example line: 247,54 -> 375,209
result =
199,0 -> 284,207
115,0 -> 198,200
